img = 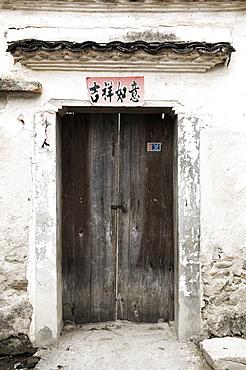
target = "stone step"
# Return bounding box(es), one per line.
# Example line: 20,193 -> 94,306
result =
200,337 -> 246,370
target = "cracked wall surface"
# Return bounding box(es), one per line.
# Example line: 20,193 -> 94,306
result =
0,2 -> 245,346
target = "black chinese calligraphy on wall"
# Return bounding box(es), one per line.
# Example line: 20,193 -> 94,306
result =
86,77 -> 144,106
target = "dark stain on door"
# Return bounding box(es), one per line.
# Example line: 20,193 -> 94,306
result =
62,111 -> 174,324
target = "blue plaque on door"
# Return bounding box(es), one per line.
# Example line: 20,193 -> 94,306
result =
147,142 -> 161,152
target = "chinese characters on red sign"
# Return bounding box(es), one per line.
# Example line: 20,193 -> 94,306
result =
86,77 -> 144,106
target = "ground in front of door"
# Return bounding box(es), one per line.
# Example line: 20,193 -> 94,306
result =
34,322 -> 211,370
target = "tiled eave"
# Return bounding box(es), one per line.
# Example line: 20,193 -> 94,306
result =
1,0 -> 246,12
7,40 -> 235,73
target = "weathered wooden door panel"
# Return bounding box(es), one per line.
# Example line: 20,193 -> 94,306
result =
89,113 -> 118,322
62,112 -> 174,324
118,114 -> 174,322
62,113 -> 117,323
62,113 -> 91,323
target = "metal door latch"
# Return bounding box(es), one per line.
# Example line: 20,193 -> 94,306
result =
111,205 -> 126,212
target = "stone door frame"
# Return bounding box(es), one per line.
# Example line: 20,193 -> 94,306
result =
28,100 -> 201,346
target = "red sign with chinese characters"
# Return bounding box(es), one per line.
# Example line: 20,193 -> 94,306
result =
86,77 -> 144,106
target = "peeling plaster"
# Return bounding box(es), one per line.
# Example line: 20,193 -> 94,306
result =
29,110 -> 61,346
123,30 -> 177,42
180,274 -> 193,297
175,113 -> 201,339
37,326 -> 54,346
35,111 -> 55,150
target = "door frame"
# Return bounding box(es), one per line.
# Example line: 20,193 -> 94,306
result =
28,102 -> 201,346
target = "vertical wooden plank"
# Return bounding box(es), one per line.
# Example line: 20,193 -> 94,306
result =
62,113 -> 118,324
117,114 -> 131,320
73,114 -> 92,323
62,114 -> 74,322
62,113 -> 91,323
143,113 -> 174,322
118,113 -> 145,321
118,113 -> 174,322
90,113 -> 118,322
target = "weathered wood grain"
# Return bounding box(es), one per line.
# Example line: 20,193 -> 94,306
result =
90,113 -> 117,322
62,112 -> 174,324
62,114 -> 91,323
118,113 -> 174,322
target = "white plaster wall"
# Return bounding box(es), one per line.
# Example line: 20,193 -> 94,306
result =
0,5 -> 246,341
0,99 -> 35,340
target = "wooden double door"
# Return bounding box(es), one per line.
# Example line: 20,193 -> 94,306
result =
62,111 -> 174,324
